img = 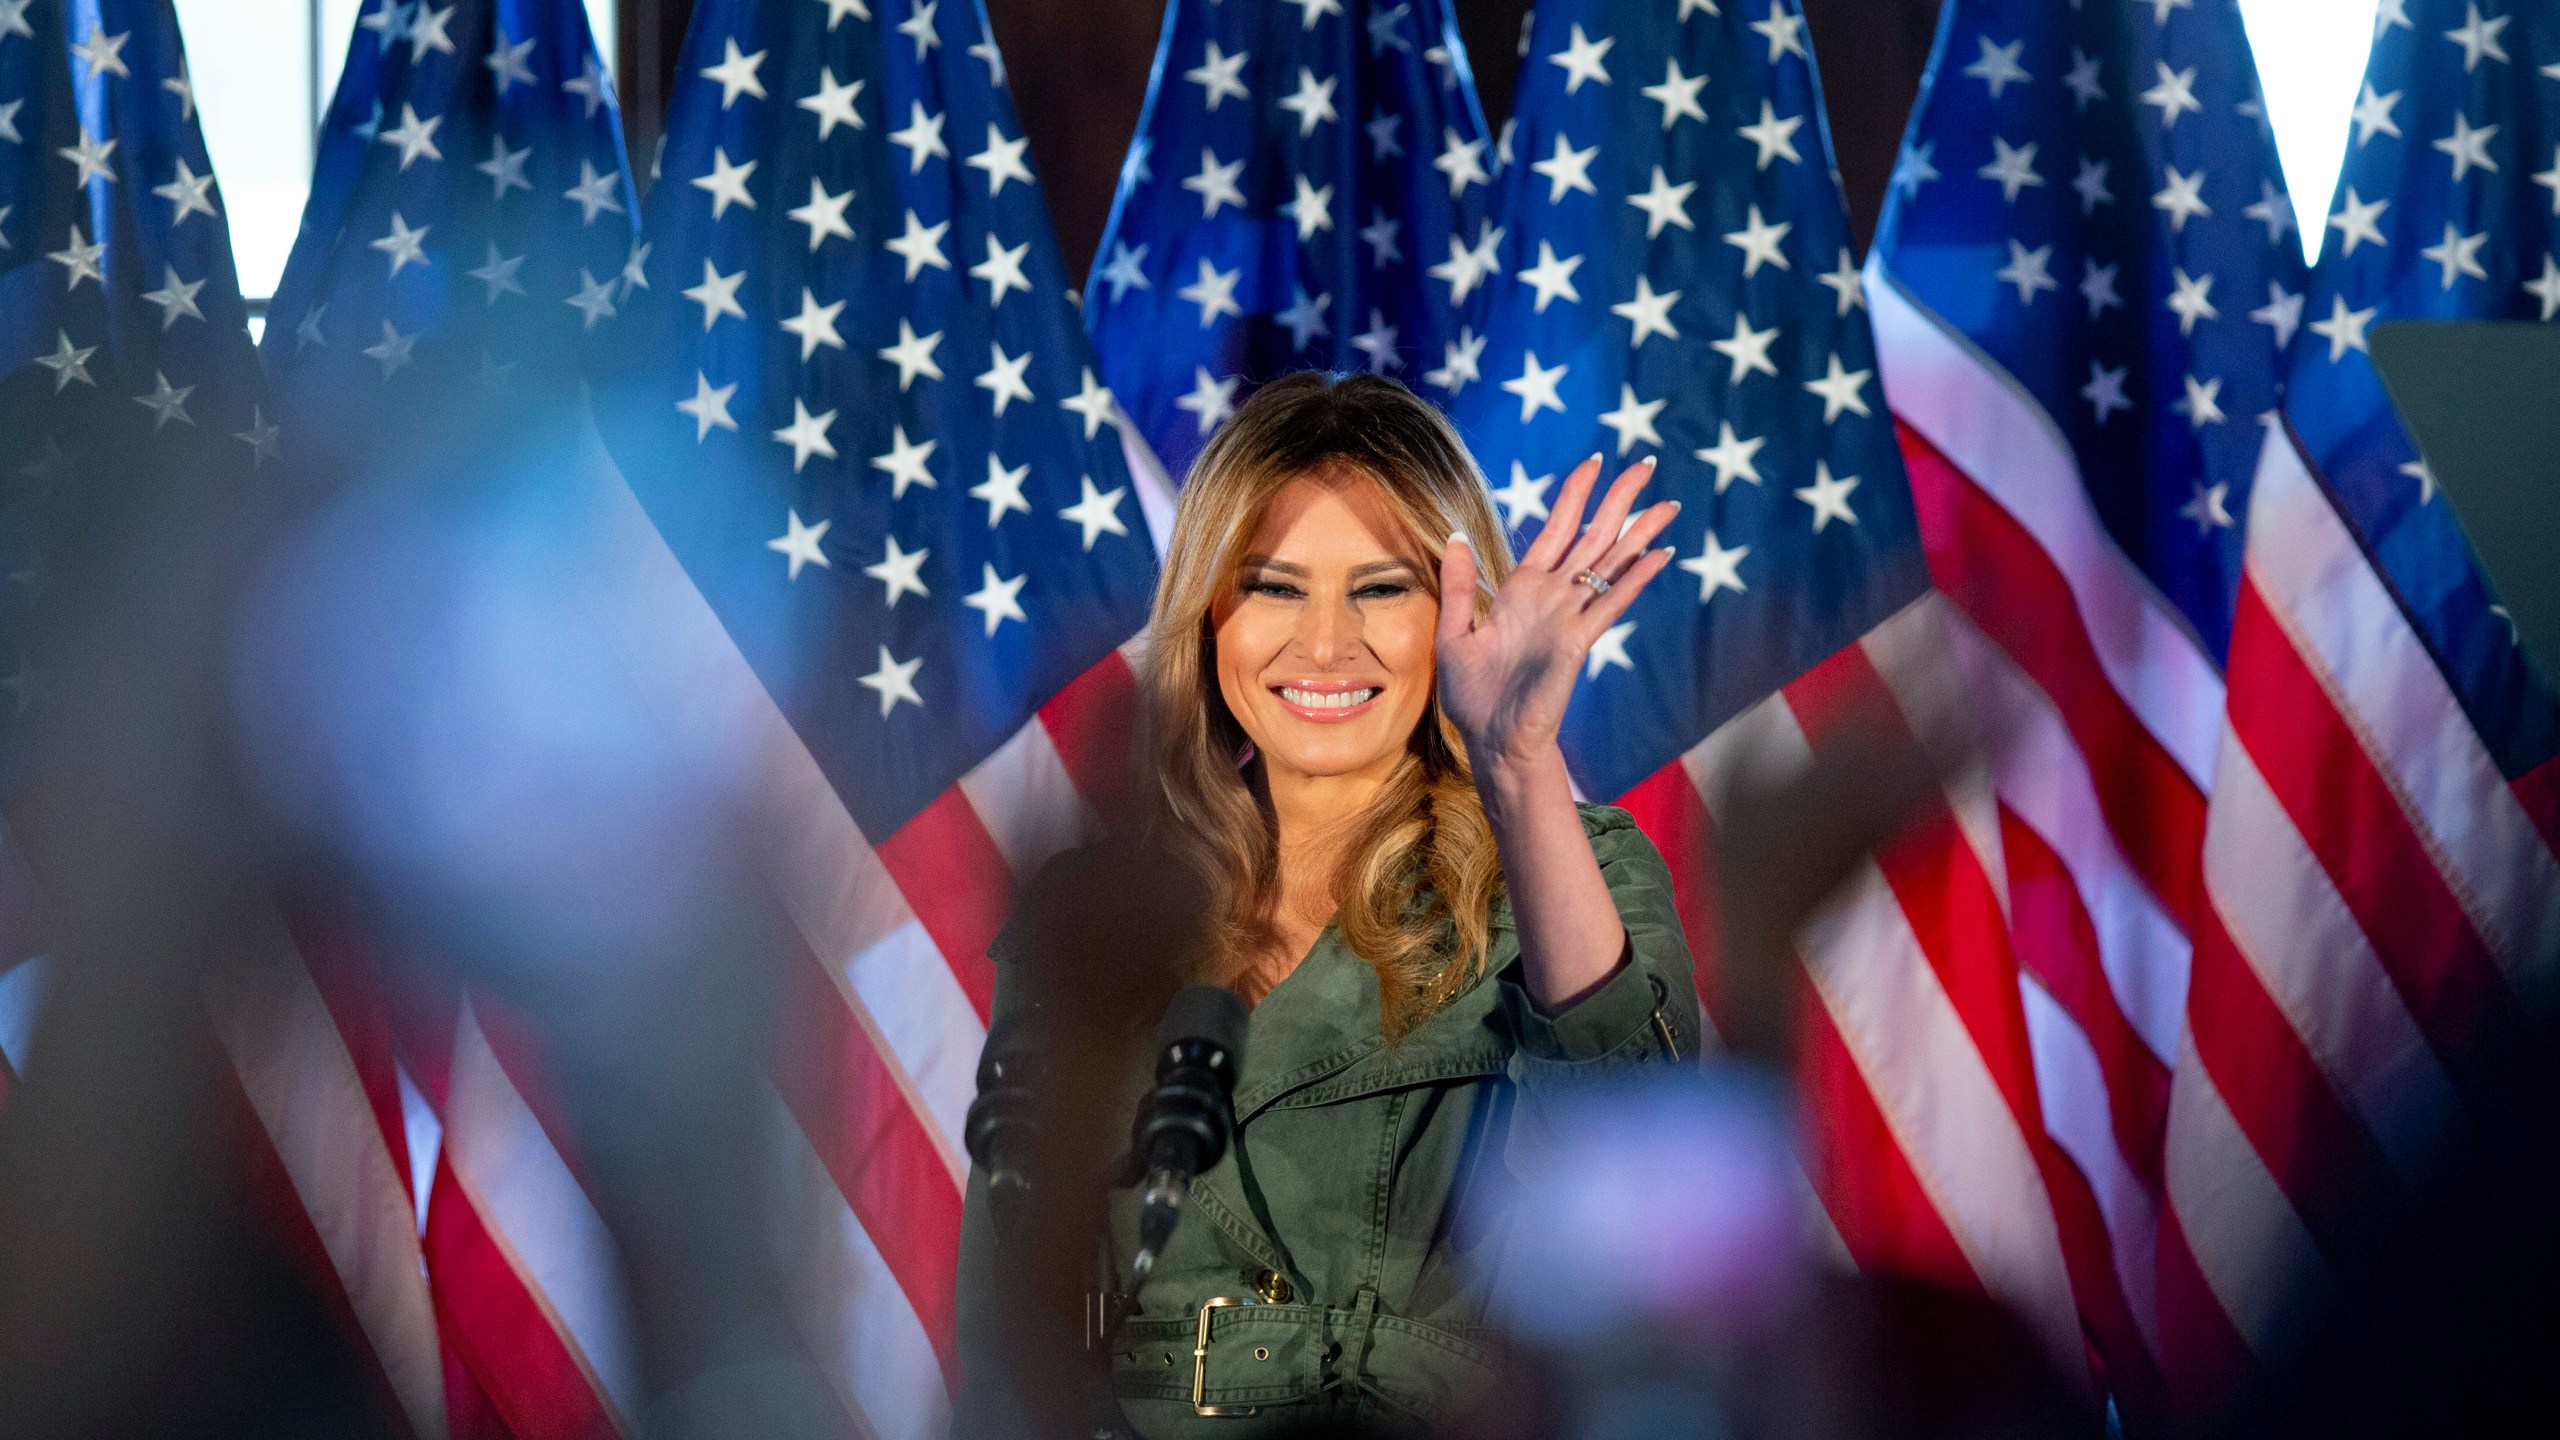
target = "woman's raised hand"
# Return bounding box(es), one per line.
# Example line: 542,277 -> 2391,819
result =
1435,455 -> 1679,773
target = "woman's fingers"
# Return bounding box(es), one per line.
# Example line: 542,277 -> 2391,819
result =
1437,529 -> 1479,647
1581,546 -> 1675,633
1562,459 -> 1658,577
1520,454 -> 1604,572
1582,499 -> 1682,592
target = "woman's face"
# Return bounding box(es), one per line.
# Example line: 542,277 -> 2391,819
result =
1212,472 -> 1439,791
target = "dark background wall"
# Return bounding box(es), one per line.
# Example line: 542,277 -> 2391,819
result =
619,0 -> 1944,280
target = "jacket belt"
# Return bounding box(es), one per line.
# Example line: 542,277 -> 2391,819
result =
1107,1293 -> 1498,1420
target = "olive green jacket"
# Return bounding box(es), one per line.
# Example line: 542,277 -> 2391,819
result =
954,805 -> 1702,1437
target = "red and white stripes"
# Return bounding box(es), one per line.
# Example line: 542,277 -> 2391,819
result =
1845,263 -> 2219,1418
206,917 -> 449,1440
2158,427 -> 2560,1408
1827,256 -> 2560,1423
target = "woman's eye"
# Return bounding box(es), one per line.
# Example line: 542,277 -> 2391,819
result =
1244,579 -> 1304,600
1353,582 -> 1414,601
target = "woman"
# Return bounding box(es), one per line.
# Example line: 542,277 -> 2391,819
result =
956,372 -> 1701,1435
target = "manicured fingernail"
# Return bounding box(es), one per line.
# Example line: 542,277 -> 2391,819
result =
1664,499 -> 1682,512
1446,529 -> 1469,547
1588,451 -> 1604,468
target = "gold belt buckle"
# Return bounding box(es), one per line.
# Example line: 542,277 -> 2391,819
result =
1191,1296 -> 1258,1416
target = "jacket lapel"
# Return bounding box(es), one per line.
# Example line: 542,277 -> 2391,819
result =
1232,928 -> 1509,1125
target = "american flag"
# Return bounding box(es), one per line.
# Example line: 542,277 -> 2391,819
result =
2158,0 -> 2560,1412
1451,0 -> 1931,805
1087,0 -> 1495,486
1446,0 -> 2142,1399
581,0 -> 1160,1435
262,0 -> 640,456
0,0 -> 267,785
1868,0 -> 2306,1421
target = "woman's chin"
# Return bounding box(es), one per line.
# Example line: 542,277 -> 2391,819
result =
1257,733 -> 1407,783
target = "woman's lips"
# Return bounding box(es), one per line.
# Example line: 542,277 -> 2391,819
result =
1271,683 -> 1383,723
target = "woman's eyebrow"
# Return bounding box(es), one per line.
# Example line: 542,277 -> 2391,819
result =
1236,557 -> 1420,579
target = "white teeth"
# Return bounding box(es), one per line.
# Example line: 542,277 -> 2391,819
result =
1280,687 -> 1377,710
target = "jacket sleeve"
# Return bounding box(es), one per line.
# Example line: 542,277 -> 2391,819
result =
1497,804 -> 1705,1082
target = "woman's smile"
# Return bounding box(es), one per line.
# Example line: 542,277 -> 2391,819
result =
1271,680 -> 1383,722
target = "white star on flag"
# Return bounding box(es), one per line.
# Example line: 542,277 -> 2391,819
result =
1963,36 -> 2031,98
1060,476 -> 1131,550
800,68 -> 866,138
963,564 -> 1030,636
889,101 -> 950,171
858,647 -> 925,716
976,342 -> 1035,415
1175,366 -> 1241,434
1804,354 -> 1873,422
970,235 -> 1032,306
870,424 -> 939,496
789,178 -> 856,250
1612,275 -> 1681,345
863,535 -> 932,606
1491,462 -> 1553,528
885,209 -> 952,278
773,399 -> 839,471
1695,422 -> 1767,492
971,456 -> 1032,526
1549,24 -> 1614,94
693,147 -> 758,216
767,509 -> 832,579
1679,532 -> 1748,601
1584,622 -> 1637,678
877,318 -> 945,389
1793,462 -> 1859,531
677,372 -> 740,439
1501,351 -> 1568,422
701,37 -> 768,107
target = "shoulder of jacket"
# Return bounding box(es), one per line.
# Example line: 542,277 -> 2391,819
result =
1574,801 -> 1640,842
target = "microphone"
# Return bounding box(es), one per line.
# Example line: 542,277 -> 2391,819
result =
963,1011 -> 1041,1249
1129,985 -> 1248,1282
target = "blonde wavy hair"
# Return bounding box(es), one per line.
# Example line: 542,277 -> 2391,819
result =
1142,372 -> 1516,1041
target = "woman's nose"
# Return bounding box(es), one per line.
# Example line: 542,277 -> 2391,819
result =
1296,592 -> 1360,667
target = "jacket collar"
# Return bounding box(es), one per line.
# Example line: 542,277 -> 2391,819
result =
1230,926 -> 1509,1123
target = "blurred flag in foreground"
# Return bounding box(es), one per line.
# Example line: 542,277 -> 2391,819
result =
240,2 -> 653,1437
2159,0 -> 2560,1413
583,0 -> 1159,1433
0,3 -> 454,1438
1870,0 -> 2305,1421
1089,0 -> 1495,484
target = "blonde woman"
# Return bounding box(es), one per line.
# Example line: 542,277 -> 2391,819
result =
956,372 -> 1702,1435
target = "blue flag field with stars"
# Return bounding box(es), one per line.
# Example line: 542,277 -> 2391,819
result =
260,0 -> 640,468
1451,0 -> 1928,805
589,0 -> 1160,845
0,0 -> 265,785
1087,0 -> 1496,486
2281,0 -> 2559,778
1875,0 -> 2306,664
